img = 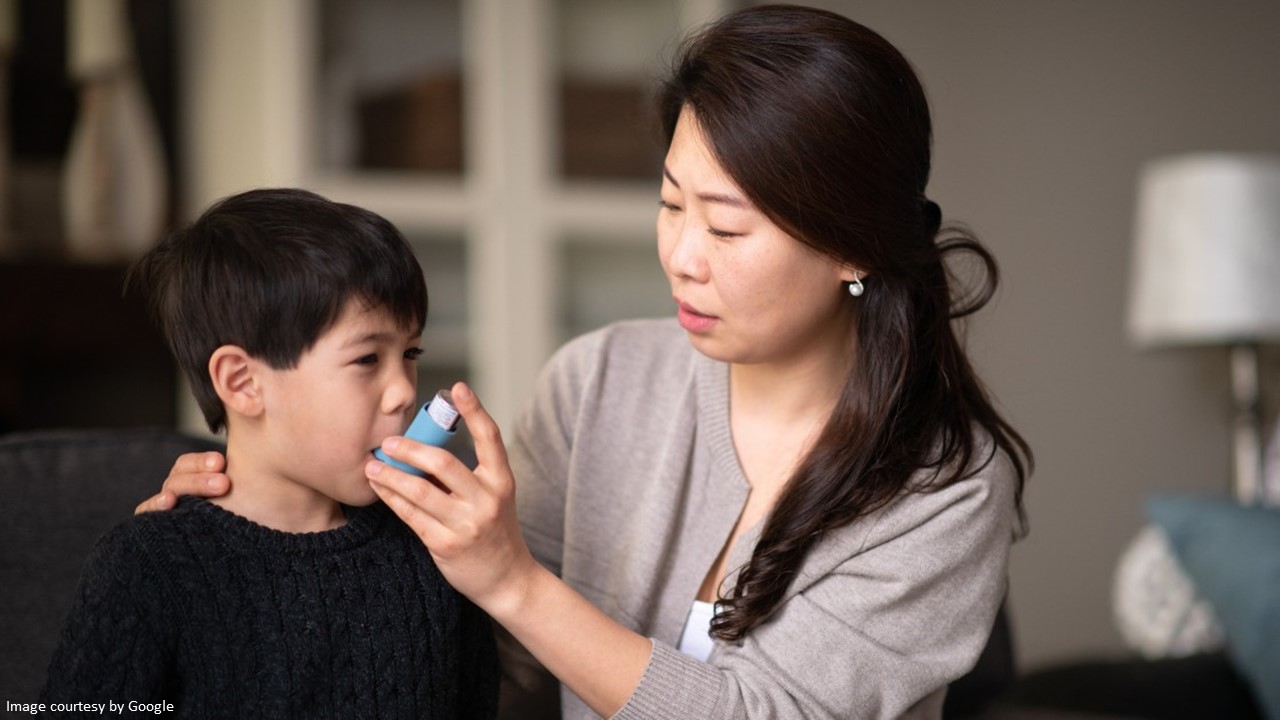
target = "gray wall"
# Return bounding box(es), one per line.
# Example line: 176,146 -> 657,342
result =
792,0 -> 1280,669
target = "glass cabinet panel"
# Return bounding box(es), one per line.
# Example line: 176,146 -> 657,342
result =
411,233 -> 468,366
558,236 -> 671,342
318,0 -> 465,175
554,0 -> 685,181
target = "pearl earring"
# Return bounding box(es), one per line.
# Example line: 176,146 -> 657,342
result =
848,274 -> 865,297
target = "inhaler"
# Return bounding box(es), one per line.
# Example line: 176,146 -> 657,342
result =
374,389 -> 460,477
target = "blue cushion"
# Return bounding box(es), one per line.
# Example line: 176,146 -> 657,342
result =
1146,494 -> 1280,719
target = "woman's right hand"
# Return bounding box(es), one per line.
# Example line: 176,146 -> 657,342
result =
133,451 -> 230,514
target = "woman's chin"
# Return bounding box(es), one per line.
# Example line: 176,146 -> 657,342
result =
684,332 -> 739,363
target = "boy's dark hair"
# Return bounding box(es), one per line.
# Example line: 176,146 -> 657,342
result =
129,188 -> 428,432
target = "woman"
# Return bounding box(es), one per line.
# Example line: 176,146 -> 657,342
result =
146,6 -> 1030,718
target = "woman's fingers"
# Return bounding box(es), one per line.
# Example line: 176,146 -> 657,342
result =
134,490 -> 178,515
370,383 -> 533,611
163,452 -> 231,497
175,451 -> 227,475
368,454 -> 531,610
134,451 -> 230,515
375,437 -> 479,498
367,458 -> 494,560
448,382 -> 512,491
367,459 -> 454,529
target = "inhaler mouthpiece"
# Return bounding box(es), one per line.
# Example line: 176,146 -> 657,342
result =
374,388 -> 460,477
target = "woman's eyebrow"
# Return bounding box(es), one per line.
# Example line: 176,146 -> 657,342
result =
663,165 -> 680,188
663,165 -> 750,209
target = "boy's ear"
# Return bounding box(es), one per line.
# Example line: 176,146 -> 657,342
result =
209,345 -> 264,418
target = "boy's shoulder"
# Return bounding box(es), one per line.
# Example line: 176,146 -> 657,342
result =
126,496 -> 216,538
61,502 -> 211,623
87,498 -> 215,571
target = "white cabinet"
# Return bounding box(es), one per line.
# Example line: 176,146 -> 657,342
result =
179,0 -> 730,429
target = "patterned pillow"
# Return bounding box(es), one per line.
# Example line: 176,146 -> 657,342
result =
1112,524 -> 1224,658
1146,494 -> 1280,720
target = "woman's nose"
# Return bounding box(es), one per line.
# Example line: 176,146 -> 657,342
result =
665,220 -> 709,282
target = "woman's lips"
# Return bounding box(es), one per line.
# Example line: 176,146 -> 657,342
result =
677,301 -> 718,333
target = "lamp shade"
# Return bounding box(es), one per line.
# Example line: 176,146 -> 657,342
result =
1129,153 -> 1280,347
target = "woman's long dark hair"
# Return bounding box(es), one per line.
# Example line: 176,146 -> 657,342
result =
659,5 -> 1032,642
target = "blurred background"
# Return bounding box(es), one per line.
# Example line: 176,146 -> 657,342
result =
2,0 -> 1278,682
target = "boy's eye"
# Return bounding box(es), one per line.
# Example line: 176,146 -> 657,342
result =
355,354 -> 378,366
405,348 -> 424,361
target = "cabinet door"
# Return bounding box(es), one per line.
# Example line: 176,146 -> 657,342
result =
318,0 -> 465,177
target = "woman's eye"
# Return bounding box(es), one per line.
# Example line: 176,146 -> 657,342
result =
658,199 -> 682,212
708,227 -> 740,239
405,348 -> 424,361
355,354 -> 378,366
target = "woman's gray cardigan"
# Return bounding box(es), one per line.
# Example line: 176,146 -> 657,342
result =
501,319 -> 1018,720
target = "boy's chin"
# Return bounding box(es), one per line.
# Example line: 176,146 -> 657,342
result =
337,484 -> 381,508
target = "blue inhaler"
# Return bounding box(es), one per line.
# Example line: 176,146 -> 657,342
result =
374,389 -> 460,477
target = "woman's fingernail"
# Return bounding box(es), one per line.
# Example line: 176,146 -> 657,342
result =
367,459 -> 385,478
383,437 -> 400,451
204,454 -> 217,469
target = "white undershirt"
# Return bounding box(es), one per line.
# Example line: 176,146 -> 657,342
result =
677,600 -> 717,661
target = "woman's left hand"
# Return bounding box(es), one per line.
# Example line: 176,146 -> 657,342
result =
368,381 -> 538,617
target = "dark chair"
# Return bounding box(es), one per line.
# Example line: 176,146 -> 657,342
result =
995,652 -> 1263,720
945,600 -> 1017,718
0,428 -> 224,700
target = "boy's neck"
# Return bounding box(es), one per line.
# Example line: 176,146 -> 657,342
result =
211,442 -> 347,533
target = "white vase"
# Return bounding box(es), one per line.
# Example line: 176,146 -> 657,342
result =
61,0 -> 167,263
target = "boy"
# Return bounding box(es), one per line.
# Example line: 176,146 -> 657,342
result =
41,188 -> 498,717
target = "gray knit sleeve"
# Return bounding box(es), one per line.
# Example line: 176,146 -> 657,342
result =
613,451 -> 1018,720
509,328 -> 611,578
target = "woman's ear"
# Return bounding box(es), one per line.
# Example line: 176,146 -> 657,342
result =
209,345 -> 264,419
838,264 -> 866,284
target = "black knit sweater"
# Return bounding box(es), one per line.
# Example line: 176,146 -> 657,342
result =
41,497 -> 498,718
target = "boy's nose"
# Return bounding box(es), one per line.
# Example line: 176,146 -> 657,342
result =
383,366 -> 417,416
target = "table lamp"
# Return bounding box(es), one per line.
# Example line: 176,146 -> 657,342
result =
1128,153 -> 1280,504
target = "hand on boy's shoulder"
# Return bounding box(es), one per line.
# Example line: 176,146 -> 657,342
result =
134,452 -> 229,515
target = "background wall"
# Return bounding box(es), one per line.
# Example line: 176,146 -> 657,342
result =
794,0 -> 1280,669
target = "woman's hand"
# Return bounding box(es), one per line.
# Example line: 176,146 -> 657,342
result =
133,452 -> 230,514
368,382 -> 539,617
372,382 -> 654,716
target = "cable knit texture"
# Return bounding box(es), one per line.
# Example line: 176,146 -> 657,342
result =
41,497 -> 498,718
